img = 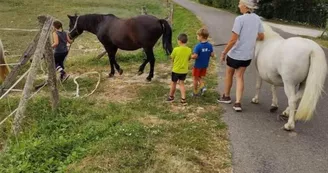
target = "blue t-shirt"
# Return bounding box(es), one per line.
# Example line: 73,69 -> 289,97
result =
193,42 -> 213,68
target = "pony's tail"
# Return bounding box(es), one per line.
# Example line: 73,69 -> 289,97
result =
159,19 -> 173,55
296,40 -> 327,121
0,40 -> 10,83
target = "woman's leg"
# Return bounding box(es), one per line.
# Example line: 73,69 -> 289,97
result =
224,66 -> 235,97
235,67 -> 247,103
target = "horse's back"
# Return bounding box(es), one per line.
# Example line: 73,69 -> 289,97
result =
106,15 -> 163,50
257,37 -> 315,85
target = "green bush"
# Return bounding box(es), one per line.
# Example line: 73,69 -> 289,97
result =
199,0 -> 213,5
257,0 -> 328,27
199,0 -> 328,27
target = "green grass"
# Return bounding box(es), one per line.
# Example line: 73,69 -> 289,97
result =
303,35 -> 328,48
0,1 -> 231,172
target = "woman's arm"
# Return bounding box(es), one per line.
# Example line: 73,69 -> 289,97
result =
222,32 -> 238,55
67,34 -> 73,44
52,32 -> 59,48
220,32 -> 238,63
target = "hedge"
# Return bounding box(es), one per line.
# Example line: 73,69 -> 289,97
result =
198,0 -> 328,27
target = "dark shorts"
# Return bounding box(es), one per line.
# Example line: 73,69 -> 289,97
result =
227,56 -> 251,69
192,67 -> 207,77
171,72 -> 187,82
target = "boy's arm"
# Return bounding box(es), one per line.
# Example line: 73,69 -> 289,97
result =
210,52 -> 215,57
170,48 -> 176,60
192,44 -> 200,59
191,53 -> 198,59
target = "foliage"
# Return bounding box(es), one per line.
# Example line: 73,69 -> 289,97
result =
198,0 -> 328,27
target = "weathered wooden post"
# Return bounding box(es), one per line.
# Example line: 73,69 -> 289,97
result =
12,16 -> 54,135
0,31 -> 41,96
45,34 -> 59,110
169,1 -> 174,27
141,6 -> 148,15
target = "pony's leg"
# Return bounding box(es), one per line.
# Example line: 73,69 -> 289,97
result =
105,47 -> 118,78
144,48 -> 155,81
281,83 -> 305,117
270,85 -> 279,113
283,83 -> 297,131
251,74 -> 262,104
296,82 -> 306,103
138,50 -> 149,75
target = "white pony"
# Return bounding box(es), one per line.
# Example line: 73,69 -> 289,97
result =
252,23 -> 327,131
0,39 -> 10,83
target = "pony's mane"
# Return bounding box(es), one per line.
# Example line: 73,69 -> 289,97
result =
262,23 -> 283,40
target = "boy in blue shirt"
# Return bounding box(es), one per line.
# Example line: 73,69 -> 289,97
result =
191,28 -> 214,96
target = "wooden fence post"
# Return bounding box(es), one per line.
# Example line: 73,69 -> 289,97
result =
0,30 -> 41,96
169,1 -> 174,27
12,16 -> 54,135
45,35 -> 59,110
141,6 -> 148,15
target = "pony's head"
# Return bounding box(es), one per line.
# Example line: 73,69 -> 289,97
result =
261,23 -> 283,40
68,14 -> 83,40
0,39 -> 10,83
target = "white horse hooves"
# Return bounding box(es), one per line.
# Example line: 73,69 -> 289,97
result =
251,98 -> 259,104
284,123 -> 295,131
270,106 -> 278,113
282,111 -> 289,117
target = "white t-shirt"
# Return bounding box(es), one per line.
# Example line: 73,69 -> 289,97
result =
228,13 -> 264,61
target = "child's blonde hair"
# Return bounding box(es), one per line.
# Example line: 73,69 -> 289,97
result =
197,28 -> 209,39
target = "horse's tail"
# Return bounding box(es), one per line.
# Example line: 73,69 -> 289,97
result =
296,41 -> 327,121
159,19 -> 173,55
0,39 -> 10,83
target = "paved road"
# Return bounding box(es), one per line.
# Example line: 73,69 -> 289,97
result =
173,0 -> 328,173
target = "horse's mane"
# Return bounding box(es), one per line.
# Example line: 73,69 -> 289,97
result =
262,23 -> 283,40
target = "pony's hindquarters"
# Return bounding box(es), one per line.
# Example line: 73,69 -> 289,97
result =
0,40 -> 10,83
296,40 -> 327,121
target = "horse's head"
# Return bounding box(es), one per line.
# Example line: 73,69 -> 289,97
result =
67,14 -> 83,40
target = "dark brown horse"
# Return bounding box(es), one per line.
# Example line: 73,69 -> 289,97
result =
67,14 -> 173,81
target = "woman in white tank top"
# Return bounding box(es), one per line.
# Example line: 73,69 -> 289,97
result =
218,0 -> 265,112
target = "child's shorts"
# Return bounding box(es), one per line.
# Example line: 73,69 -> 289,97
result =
192,67 -> 207,77
171,72 -> 187,82
227,56 -> 252,69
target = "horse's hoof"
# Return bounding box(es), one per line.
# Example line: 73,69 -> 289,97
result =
277,114 -> 288,121
282,111 -> 289,117
270,106 -> 278,113
119,69 -> 123,75
138,71 -> 144,76
251,98 -> 259,104
108,74 -> 115,78
284,123 -> 295,131
146,77 -> 152,82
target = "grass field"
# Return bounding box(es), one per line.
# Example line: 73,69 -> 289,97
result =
0,0 -> 231,172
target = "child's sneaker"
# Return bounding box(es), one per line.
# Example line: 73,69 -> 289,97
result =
166,96 -> 175,102
217,94 -> 232,104
233,103 -> 242,112
180,98 -> 187,106
60,73 -> 70,83
192,92 -> 200,97
200,86 -> 207,95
